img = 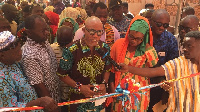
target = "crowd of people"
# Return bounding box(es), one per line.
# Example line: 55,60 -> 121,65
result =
0,0 -> 200,112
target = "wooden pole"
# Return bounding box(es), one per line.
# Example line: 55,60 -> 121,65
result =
174,0 -> 183,35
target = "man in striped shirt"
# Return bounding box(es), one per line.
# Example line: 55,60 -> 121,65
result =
118,31 -> 200,112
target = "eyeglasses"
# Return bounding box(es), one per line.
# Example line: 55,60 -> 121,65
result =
153,20 -> 169,28
0,39 -> 20,52
178,25 -> 197,33
85,27 -> 104,36
128,34 -> 143,41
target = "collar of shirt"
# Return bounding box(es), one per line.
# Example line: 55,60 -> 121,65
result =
26,38 -> 49,48
80,39 -> 100,53
108,15 -> 130,24
153,30 -> 168,43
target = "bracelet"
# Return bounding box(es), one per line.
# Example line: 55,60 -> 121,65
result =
75,82 -> 82,93
101,79 -> 108,88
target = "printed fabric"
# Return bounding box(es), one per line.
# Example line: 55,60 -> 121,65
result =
21,38 -> 61,103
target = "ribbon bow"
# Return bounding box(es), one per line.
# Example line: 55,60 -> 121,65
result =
115,76 -> 143,112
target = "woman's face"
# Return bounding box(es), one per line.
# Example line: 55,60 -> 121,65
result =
62,21 -> 73,28
128,30 -> 144,47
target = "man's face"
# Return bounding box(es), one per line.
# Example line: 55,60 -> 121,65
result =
110,5 -> 123,22
23,12 -> 31,19
42,14 -> 51,25
143,11 -> 153,24
122,6 -> 128,14
28,18 -> 50,43
151,14 -> 170,35
83,22 -> 103,47
21,1 -> 28,10
179,19 -> 198,41
94,7 -> 108,25
32,6 -> 44,17
0,40 -> 22,63
85,6 -> 94,17
183,37 -> 200,63
0,21 -> 11,32
181,12 -> 187,19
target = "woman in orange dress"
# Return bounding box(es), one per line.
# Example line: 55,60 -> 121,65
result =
108,15 -> 158,112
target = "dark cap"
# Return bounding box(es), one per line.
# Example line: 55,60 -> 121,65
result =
109,0 -> 122,9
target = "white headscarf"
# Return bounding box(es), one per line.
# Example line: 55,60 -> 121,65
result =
59,7 -> 80,24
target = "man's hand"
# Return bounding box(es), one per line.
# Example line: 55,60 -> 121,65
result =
38,96 -> 58,112
80,84 -> 95,97
117,63 -> 129,73
26,96 -> 58,112
160,81 -> 172,92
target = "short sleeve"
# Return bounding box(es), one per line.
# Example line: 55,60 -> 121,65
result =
161,59 -> 176,80
21,58 -> 43,85
145,46 -> 159,67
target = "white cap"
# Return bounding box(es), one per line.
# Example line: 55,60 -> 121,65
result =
0,31 -> 16,50
139,9 -> 149,15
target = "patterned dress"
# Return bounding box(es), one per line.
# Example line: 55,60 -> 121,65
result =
0,62 -> 38,107
112,46 -> 158,112
59,40 -> 112,112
